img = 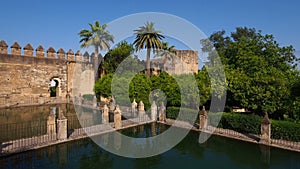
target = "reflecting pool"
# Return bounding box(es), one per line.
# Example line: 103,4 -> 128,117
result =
0,123 -> 299,169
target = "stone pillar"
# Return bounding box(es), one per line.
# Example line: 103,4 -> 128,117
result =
114,105 -> 122,129
102,104 -> 109,124
131,99 -> 137,117
199,106 -> 208,130
57,115 -> 68,140
260,112 -> 271,144
0,40 -> 8,54
23,43 -> 34,56
159,102 -> 166,122
47,113 -> 56,135
151,101 -> 157,121
109,96 -> 116,112
36,45 -> 45,58
138,101 -> 145,116
93,96 -> 97,108
11,42 -> 21,55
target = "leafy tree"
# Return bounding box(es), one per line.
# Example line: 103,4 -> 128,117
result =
133,22 -> 164,77
195,68 -> 211,106
94,73 -> 113,98
129,74 -> 152,109
100,41 -> 135,75
206,27 -> 299,117
78,21 -> 114,81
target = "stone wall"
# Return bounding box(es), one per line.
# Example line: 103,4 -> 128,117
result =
151,49 -> 198,75
0,40 -> 95,107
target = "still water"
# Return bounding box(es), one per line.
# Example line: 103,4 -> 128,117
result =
0,123 -> 299,169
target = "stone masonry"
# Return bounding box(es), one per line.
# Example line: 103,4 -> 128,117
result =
0,40 -> 95,107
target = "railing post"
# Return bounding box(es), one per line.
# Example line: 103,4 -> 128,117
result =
114,105 -> 122,129
102,104 -> 109,124
199,106 -> 208,130
260,112 -> 271,144
151,101 -> 157,121
159,102 -> 166,122
57,115 -> 68,140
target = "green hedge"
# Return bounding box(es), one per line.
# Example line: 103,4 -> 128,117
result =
209,112 -> 262,135
271,120 -> 300,142
167,108 -> 300,142
166,107 -> 199,122
82,94 -> 94,101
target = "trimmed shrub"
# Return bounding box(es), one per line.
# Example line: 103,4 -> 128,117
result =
209,112 -> 262,134
166,107 -> 199,122
82,94 -> 94,101
271,120 -> 300,142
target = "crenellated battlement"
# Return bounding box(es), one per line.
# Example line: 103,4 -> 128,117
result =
0,40 -> 95,63
0,40 -> 95,108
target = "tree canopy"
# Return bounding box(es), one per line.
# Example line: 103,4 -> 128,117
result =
204,27 -> 300,118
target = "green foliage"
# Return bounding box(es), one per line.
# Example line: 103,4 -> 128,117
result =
205,27 -> 299,117
100,41 -> 135,74
82,94 -> 94,101
208,112 -> 300,141
209,112 -> 262,134
133,22 -> 164,77
166,107 -> 199,122
129,74 -> 152,109
94,74 -> 113,97
95,70 -> 211,110
271,120 -> 300,142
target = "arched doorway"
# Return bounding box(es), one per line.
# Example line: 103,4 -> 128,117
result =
49,78 -> 61,97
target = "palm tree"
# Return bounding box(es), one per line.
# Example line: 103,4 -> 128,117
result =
78,21 -> 114,81
133,22 -> 164,77
155,42 -> 177,71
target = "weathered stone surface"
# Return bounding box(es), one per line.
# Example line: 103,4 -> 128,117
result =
260,112 -> 271,144
36,45 -> 45,57
102,104 -> 109,124
199,106 -> 208,130
0,49 -> 94,106
23,43 -> 34,56
114,105 -> 122,129
57,116 -> 67,140
47,47 -> 56,58
0,40 -> 8,54
138,100 -> 145,116
151,50 -> 198,75
159,102 -> 166,122
131,99 -> 137,117
47,113 -> 56,134
11,42 -> 21,55
151,101 -> 157,121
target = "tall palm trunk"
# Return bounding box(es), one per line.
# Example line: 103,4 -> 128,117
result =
146,48 -> 151,77
94,46 -> 99,82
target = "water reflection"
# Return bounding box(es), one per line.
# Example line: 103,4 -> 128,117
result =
0,123 -> 299,169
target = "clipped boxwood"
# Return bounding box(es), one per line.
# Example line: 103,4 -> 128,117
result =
166,107 -> 199,122
168,107 -> 300,142
271,120 -> 300,142
82,94 -> 94,101
209,112 -> 262,134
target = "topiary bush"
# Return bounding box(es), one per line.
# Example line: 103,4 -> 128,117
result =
271,120 -> 300,142
166,107 -> 199,122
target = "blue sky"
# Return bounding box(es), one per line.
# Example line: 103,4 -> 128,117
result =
0,0 -> 299,57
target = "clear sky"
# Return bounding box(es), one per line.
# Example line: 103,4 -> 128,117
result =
0,0 -> 299,56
